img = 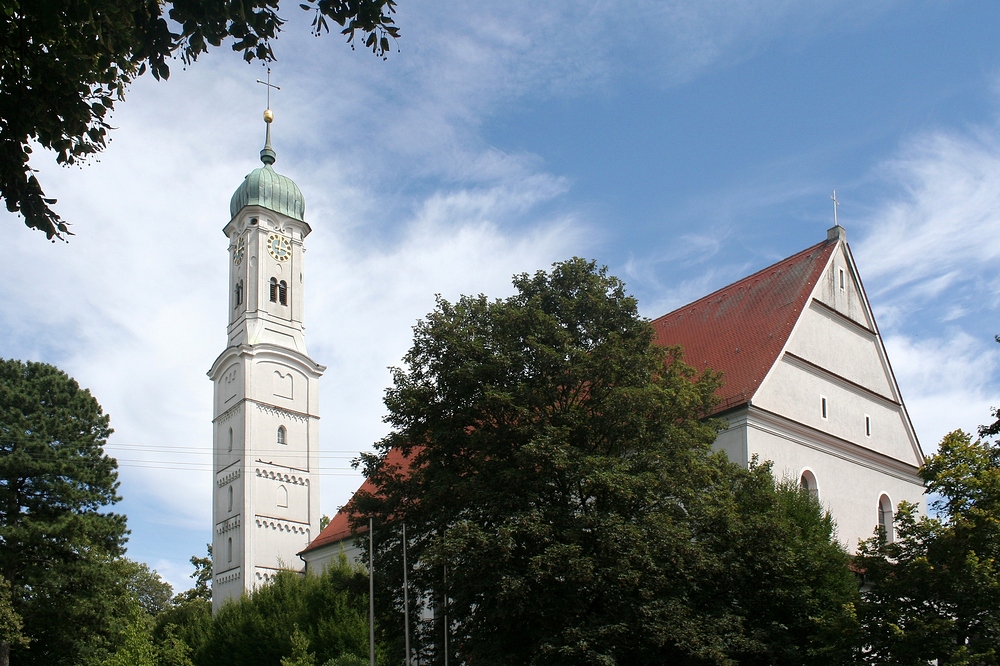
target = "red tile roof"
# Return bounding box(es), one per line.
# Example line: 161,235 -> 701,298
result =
299,446 -> 415,555
303,237 -> 839,554
651,238 -> 837,414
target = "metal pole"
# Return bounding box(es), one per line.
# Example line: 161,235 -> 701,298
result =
369,517 -> 376,666
403,523 -> 411,666
443,565 -> 448,666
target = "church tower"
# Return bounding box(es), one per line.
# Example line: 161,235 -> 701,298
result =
208,109 -> 325,611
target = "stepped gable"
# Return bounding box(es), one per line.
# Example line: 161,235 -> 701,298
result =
651,238 -> 838,415
300,446 -> 415,555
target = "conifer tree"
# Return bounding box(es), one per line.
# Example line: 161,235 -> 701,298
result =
0,359 -> 127,665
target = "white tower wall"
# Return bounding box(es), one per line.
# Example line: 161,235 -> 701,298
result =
209,204 -> 325,612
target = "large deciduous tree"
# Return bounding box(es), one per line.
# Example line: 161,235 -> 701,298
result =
856,429 -> 1000,665
351,258 -> 859,665
0,0 -> 400,240
0,359 -> 127,665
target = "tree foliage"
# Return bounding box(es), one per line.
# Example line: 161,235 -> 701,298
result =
0,358 -> 129,665
856,429 -> 1000,665
197,560 -> 375,666
0,0 -> 400,239
352,258 -> 859,665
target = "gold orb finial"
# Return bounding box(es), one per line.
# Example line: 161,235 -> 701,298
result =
263,108 -> 274,123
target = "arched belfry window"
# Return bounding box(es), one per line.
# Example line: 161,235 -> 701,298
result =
227,537 -> 233,563
269,277 -> 278,303
227,485 -> 233,512
278,280 -> 288,306
799,470 -> 819,499
234,280 -> 243,308
277,426 -> 286,446
277,485 -> 288,508
228,427 -> 233,452
878,494 -> 894,543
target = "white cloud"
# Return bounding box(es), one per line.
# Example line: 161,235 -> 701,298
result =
0,50 -> 587,571
853,116 -> 1000,451
883,332 -> 999,451
856,128 -> 1000,305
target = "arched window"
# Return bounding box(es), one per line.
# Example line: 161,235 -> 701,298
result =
227,537 -> 233,563
234,280 -> 243,307
277,426 -> 286,446
277,485 -> 288,508
269,277 -> 278,303
227,485 -> 233,512
878,494 -> 894,543
799,470 -> 819,499
278,280 -> 288,306
228,427 -> 233,452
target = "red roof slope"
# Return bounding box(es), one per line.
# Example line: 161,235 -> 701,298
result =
299,447 -> 414,555
651,238 -> 837,414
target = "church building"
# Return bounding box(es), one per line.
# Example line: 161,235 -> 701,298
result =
299,225 -> 926,571
209,110 -> 325,612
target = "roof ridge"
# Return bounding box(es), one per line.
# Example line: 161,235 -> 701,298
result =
652,238 -> 835,324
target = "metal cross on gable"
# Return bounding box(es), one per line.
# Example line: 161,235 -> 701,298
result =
255,68 -> 280,109
831,189 -> 840,227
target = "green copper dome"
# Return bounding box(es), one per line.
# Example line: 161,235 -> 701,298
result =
229,120 -> 305,222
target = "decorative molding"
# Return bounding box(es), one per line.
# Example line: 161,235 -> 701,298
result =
255,515 -> 310,536
216,515 -> 241,534
783,352 -> 900,407
217,468 -> 241,487
255,570 -> 279,584
215,568 -> 241,585
255,467 -> 308,486
253,401 -> 309,423
214,402 -> 243,425
745,406 -> 923,484
810,298 -> 876,336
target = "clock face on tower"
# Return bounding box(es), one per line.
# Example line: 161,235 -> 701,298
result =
266,233 -> 291,262
233,236 -> 245,265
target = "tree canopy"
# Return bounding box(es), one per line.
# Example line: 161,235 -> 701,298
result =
0,0 -> 400,240
197,560 -> 375,666
0,358 -> 129,665
351,258 -> 859,665
856,428 -> 1000,665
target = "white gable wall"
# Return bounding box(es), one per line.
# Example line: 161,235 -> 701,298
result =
719,240 -> 925,551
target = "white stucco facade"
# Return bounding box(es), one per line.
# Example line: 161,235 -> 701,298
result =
208,196 -> 325,612
713,234 -> 924,549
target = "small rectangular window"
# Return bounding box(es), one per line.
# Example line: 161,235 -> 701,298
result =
865,414 -> 871,437
839,268 -> 846,291
821,396 -> 828,420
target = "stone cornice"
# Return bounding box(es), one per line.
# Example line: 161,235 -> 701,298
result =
810,298 -> 876,335
255,515 -> 310,535
217,468 -> 241,487
255,467 -> 309,486
744,405 -> 922,485
214,402 -> 243,425
253,400 -> 311,423
783,352 -> 900,407
216,515 -> 241,534
214,568 -> 241,585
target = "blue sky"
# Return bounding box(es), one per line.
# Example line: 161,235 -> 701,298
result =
3,0 -> 1000,591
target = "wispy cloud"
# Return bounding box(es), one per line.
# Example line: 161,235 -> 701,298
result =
853,116 -> 1000,447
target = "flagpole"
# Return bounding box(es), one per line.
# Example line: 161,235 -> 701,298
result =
369,517 -> 375,666
402,522 -> 411,666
